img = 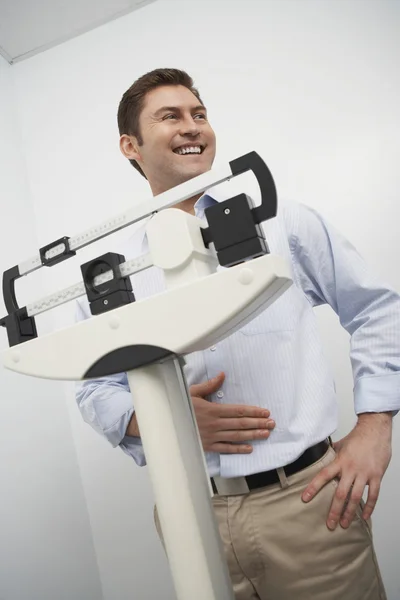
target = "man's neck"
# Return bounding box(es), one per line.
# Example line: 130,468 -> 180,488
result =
173,194 -> 202,215
149,179 -> 202,215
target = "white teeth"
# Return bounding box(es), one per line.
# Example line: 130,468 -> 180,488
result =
176,146 -> 202,155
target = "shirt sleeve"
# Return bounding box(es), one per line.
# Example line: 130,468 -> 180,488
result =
289,202 -> 400,415
74,297 -> 146,466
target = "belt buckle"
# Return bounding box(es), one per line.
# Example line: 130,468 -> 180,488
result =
212,475 -> 250,496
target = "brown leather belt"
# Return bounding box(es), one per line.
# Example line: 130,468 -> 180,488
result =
211,439 -> 330,495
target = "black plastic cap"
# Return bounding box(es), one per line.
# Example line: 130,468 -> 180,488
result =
40,236 -> 76,266
204,194 -> 263,251
0,308 -> 37,346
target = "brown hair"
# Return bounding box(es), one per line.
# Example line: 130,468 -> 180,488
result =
117,68 -> 203,178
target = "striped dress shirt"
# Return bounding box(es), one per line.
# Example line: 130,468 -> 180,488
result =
75,195 -> 400,477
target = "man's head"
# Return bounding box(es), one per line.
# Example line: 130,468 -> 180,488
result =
118,68 -> 216,195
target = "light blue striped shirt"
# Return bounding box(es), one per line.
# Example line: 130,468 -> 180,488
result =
75,196 -> 400,477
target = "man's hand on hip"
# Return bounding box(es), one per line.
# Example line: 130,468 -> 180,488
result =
302,412 -> 392,530
190,372 -> 275,454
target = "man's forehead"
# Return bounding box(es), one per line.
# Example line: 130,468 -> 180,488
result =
143,85 -> 204,114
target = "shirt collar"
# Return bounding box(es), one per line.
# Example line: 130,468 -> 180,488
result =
193,192 -> 218,219
125,192 -> 219,254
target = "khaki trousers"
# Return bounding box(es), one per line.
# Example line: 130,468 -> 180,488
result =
154,446 -> 386,600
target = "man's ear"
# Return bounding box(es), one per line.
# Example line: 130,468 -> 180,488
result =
119,134 -> 142,162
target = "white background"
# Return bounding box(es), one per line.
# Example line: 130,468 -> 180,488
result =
1,0 -> 399,598
0,58 -> 103,600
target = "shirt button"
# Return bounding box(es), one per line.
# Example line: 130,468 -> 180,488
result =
210,346 -> 216,352
217,391 -> 224,399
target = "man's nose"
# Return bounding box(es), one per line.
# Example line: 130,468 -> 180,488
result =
179,117 -> 200,136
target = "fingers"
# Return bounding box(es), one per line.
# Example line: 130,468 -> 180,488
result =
190,377 -> 272,422
216,427 -> 273,443
339,479 -> 365,528
362,480 -> 381,521
190,372 -> 225,397
190,374 -> 276,453
218,404 -> 271,419
302,460 -> 341,504
303,465 -> 373,531
189,375 -> 272,423
302,460 -> 353,531
325,475 -> 357,530
332,477 -> 380,530
219,416 -> 275,431
209,442 -> 254,454
339,480 -> 380,527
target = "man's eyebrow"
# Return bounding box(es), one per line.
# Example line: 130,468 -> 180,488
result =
152,104 -> 207,117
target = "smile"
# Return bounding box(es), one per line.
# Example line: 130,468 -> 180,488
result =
173,145 -> 204,155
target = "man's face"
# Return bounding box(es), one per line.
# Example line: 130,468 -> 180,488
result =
121,85 -> 216,194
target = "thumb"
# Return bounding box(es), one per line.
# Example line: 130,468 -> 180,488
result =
190,372 -> 225,398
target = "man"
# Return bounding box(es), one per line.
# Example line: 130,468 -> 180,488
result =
76,68 -> 400,599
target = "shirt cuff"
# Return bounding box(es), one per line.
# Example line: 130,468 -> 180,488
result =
119,435 -> 147,466
103,403 -> 147,466
101,403 -> 134,447
354,372 -> 400,416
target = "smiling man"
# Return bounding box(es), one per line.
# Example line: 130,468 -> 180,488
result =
75,68 -> 400,600
120,85 -> 214,192
118,74 -> 216,211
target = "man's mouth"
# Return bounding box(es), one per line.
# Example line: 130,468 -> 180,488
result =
173,145 -> 205,156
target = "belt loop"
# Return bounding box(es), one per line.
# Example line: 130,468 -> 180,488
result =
277,467 -> 289,489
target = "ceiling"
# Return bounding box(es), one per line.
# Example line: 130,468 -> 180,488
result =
0,0 -> 156,64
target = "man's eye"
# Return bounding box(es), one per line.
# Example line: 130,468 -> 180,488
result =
194,114 -> 206,120
164,114 -> 177,120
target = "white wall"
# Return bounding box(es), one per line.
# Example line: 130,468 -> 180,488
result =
6,0 -> 400,598
0,56 -> 103,600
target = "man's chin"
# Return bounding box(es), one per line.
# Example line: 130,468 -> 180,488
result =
174,165 -> 212,186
